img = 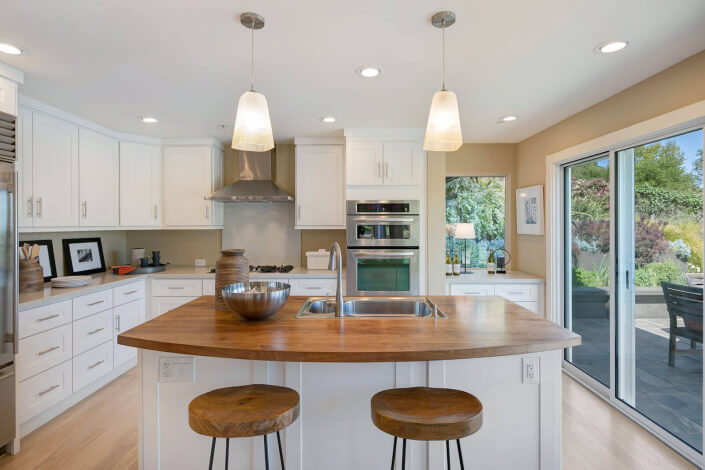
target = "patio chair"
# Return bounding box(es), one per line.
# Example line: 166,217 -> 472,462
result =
661,282 -> 703,367
685,273 -> 704,287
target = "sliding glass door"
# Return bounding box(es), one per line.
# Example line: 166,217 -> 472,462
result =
563,127 -> 704,457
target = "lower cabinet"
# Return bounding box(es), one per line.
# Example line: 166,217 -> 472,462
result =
288,278 -> 337,296
114,299 -> 145,367
18,360 -> 72,424
150,296 -> 198,320
73,340 -> 113,392
448,282 -> 543,316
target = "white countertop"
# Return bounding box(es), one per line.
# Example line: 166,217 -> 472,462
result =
445,270 -> 544,285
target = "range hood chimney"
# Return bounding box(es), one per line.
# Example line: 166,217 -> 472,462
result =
205,151 -> 293,202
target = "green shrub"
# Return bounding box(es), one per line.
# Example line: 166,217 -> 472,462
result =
664,222 -> 703,272
572,259 -> 609,287
634,260 -> 685,287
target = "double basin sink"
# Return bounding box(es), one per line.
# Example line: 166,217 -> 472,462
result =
296,296 -> 446,318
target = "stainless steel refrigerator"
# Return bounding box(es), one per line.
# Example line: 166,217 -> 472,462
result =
0,110 -> 17,452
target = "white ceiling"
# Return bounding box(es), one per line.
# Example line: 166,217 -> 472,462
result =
2,0 -> 705,143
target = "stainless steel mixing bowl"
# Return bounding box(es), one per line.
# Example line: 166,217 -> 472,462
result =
221,281 -> 291,320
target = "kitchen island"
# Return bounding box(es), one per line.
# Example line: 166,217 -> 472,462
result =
119,295 -> 580,470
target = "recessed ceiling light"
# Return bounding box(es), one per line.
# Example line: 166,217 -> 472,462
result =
356,66 -> 381,78
140,116 -> 158,123
595,40 -> 629,54
498,115 -> 518,123
0,43 -> 22,55
320,116 -> 336,123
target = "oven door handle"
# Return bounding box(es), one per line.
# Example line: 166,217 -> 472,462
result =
351,251 -> 416,258
350,217 -> 416,223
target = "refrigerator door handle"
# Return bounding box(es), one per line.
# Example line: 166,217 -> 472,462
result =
11,171 -> 17,354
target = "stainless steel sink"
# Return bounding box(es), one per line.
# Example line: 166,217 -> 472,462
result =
296,297 -> 446,318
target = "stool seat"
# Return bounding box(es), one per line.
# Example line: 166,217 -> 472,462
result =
189,384 -> 300,439
371,387 -> 482,441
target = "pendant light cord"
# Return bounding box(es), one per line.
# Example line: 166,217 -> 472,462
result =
250,19 -> 255,91
441,17 -> 446,91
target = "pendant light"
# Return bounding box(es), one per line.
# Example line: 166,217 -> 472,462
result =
423,11 -> 462,152
232,12 -> 274,152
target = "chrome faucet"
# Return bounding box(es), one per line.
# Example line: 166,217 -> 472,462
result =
328,242 -> 344,317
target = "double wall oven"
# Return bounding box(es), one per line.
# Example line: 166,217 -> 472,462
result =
346,200 -> 420,296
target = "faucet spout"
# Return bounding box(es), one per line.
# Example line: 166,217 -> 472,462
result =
329,242 -> 344,318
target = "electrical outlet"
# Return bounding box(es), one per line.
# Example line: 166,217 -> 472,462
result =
158,357 -> 194,383
522,357 -> 540,384
195,258 -> 206,267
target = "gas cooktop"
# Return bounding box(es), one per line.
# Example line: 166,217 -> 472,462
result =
249,265 -> 294,274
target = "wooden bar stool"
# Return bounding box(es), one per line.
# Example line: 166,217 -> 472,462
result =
189,384 -> 300,470
371,387 -> 483,469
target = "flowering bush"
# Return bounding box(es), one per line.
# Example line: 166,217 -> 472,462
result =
669,239 -> 691,262
634,218 -> 669,266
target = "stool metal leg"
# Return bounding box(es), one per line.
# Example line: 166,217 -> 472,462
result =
401,438 -> 406,470
208,437 -> 216,470
390,436 -> 397,470
225,438 -> 229,470
456,440 -> 465,470
446,440 -> 451,470
263,435 -> 270,470
276,431 -> 285,470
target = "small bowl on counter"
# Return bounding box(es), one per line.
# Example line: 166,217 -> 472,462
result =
221,281 -> 291,320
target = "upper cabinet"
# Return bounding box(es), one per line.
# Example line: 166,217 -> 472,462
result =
295,143 -> 345,229
0,76 -> 17,117
120,141 -> 161,227
163,144 -> 224,227
346,140 -> 423,186
79,128 -> 119,226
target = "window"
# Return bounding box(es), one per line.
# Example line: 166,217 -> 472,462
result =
445,176 -> 506,268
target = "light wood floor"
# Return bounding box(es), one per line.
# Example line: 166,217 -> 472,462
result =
0,369 -> 696,469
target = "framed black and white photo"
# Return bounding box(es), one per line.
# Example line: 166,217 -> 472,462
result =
19,239 -> 57,282
62,238 -> 106,275
516,185 -> 544,235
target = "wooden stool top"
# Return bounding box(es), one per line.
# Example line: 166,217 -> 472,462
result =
189,384 -> 300,438
371,387 -> 482,441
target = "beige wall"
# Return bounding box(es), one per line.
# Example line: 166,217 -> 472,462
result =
125,229 -> 222,267
515,49 -> 705,277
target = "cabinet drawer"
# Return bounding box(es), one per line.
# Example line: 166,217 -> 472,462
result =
19,300 -> 72,339
73,310 -> 113,356
202,279 -> 216,295
18,360 -> 72,424
73,341 -> 113,392
494,284 -> 538,302
151,279 -> 202,297
449,284 -> 494,296
149,296 -> 198,320
289,279 -> 336,296
513,301 -> 539,314
113,281 -> 145,306
17,324 -> 72,382
73,289 -> 113,320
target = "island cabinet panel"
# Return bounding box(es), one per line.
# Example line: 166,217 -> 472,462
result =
295,144 -> 345,229
119,141 -> 162,227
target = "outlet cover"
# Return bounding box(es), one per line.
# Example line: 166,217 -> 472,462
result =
158,356 -> 195,383
522,357 -> 540,384
195,258 -> 206,267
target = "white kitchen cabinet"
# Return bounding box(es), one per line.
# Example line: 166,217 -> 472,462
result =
120,141 -> 162,226
0,75 -> 17,117
346,140 -> 423,187
31,111 -> 79,227
295,144 -> 345,229
149,296 -> 198,320
79,128 -> 119,226
73,340 -> 113,392
113,299 -> 144,367
17,106 -> 33,227
18,360 -> 72,425
211,146 -> 224,226
163,144 -> 223,227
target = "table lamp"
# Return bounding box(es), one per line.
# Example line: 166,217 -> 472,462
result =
454,223 -> 475,274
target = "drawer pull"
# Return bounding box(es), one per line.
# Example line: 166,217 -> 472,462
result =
167,286 -> 185,290
38,384 -> 59,397
464,291 -> 482,295
88,360 -> 105,370
304,287 -> 321,290
87,300 -> 105,306
87,327 -> 104,336
123,290 -> 138,295
507,291 -> 526,295
37,314 -> 60,322
37,345 -> 60,356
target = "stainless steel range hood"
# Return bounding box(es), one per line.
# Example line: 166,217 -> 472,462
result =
205,150 -> 293,202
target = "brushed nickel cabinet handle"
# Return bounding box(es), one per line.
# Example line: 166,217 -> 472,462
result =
38,384 -> 59,396
205,205 -> 209,219
37,345 -> 60,356
116,315 -> 121,332
37,314 -> 60,322
123,290 -> 138,295
507,291 -> 525,295
27,197 -> 32,217
378,161 -> 381,177
88,360 -> 104,370
154,205 -> 158,220
385,162 -> 389,178
82,201 -> 87,218
87,327 -> 104,335
87,300 -> 104,306
167,286 -> 184,290
36,198 -> 42,217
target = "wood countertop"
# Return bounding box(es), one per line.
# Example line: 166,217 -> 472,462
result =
118,296 -> 580,362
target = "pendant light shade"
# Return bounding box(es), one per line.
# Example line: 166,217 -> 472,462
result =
424,90 -> 462,152
232,90 -> 274,152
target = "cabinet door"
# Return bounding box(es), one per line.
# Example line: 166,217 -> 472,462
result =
0,76 -> 17,117
211,146 -> 224,226
382,142 -> 422,186
120,141 -> 161,226
32,111 -> 79,227
17,106 -> 33,228
79,128 -> 119,226
114,299 -> 144,367
346,141 -> 383,185
163,146 -> 211,226
295,145 -> 344,228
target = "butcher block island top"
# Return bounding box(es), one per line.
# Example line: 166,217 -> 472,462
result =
118,295 -> 580,362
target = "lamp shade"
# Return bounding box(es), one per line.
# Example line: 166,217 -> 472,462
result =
232,90 -> 274,152
423,90 -> 462,152
454,223 -> 475,239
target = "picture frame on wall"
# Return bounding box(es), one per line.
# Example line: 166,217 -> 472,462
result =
19,239 -> 57,282
62,237 -> 106,275
516,185 -> 544,235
